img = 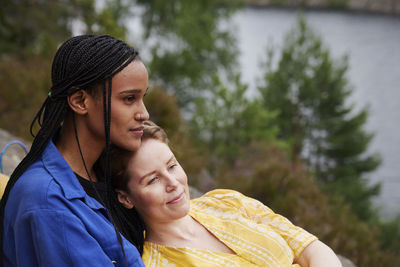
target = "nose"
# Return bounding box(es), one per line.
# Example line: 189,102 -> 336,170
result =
135,101 -> 150,121
165,173 -> 179,192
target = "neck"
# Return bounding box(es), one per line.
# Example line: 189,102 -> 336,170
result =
144,215 -> 198,245
55,115 -> 104,181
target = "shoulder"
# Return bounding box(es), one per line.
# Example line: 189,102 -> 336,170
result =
191,189 -> 252,210
194,189 -> 261,205
202,188 -> 242,197
12,161 -> 57,197
191,189 -> 273,217
5,160 -> 72,218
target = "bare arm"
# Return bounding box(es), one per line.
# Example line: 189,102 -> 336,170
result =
294,240 -> 342,267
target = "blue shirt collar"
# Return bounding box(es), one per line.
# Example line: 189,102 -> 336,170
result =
41,140 -> 105,211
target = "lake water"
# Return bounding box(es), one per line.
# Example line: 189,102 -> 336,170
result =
233,7 -> 400,218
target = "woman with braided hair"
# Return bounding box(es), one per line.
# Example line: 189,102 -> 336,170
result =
1,34 -> 149,266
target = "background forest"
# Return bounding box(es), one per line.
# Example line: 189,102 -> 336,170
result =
1,0 -> 399,266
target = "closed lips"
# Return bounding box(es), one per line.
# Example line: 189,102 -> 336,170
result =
131,126 -> 144,132
167,192 -> 184,204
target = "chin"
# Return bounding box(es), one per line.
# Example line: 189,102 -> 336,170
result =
175,209 -> 190,220
120,141 -> 141,152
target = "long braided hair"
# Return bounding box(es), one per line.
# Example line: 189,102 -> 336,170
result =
0,34 -> 143,262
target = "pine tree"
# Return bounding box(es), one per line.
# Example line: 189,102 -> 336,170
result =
191,74 -> 277,176
258,16 -> 381,221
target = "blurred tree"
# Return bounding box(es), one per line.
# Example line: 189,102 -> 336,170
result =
136,0 -> 242,108
82,0 -> 131,40
0,57 -> 51,138
144,87 -> 182,134
257,16 -> 381,221
1,0 -> 72,58
216,141 -> 397,266
0,0 -> 132,138
190,74 -> 278,176
144,88 -> 209,187
378,217 -> 400,265
0,0 -> 131,58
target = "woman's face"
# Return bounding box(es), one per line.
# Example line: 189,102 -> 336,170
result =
86,59 -> 149,152
119,139 -> 190,225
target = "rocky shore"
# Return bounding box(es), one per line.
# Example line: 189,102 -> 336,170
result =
245,0 -> 400,15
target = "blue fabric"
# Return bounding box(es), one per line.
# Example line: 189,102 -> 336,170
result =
3,140 -> 144,267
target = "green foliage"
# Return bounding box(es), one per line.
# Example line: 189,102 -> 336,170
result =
0,57 -> 51,139
83,0 -> 131,40
0,0 -> 132,138
216,142 -> 398,266
136,0 -> 242,107
144,88 -> 209,187
378,217 -> 400,264
0,0 -> 87,57
258,16 -> 381,221
190,74 -> 278,175
0,0 -> 131,58
144,87 -> 182,134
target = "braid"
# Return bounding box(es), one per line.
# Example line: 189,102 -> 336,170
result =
0,34 -> 139,263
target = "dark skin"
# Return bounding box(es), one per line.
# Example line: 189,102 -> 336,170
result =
56,96 -> 105,181
56,60 -> 150,182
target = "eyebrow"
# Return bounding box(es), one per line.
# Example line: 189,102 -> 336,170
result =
119,87 -> 149,95
166,155 -> 176,165
138,170 -> 156,184
138,154 -> 175,184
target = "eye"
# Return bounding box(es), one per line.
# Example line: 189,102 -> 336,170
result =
168,163 -> 177,170
124,95 -> 136,103
147,176 -> 159,185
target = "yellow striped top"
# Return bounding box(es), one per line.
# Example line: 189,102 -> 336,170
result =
142,189 -> 317,266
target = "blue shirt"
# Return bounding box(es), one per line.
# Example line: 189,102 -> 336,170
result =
3,140 -> 144,267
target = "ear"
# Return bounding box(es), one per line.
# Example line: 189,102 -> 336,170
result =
67,90 -> 91,115
116,190 -> 135,209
